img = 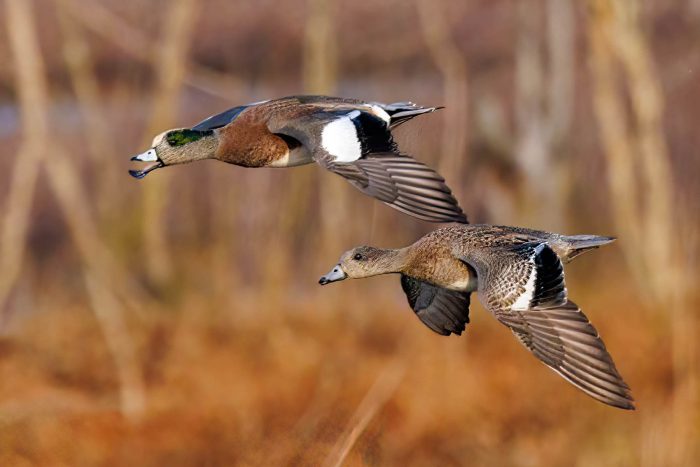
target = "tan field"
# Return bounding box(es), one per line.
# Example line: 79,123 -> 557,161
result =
0,0 -> 698,465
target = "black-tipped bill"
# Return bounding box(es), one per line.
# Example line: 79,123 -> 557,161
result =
319,264 -> 347,285
129,148 -> 164,179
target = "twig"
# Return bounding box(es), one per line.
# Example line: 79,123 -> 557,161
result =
512,0 -> 575,227
303,0 -> 345,260
141,0 -> 198,285
3,0 -> 146,421
587,0 -> 696,463
60,0 -> 241,102
0,0 -> 49,315
416,0 -> 469,202
323,360 -> 406,467
84,274 -> 146,419
56,0 -> 119,216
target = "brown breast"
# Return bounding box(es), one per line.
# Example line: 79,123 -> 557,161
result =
215,109 -> 290,167
405,239 -> 475,291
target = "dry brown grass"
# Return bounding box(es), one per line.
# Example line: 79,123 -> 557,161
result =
0,268 -> 686,466
0,0 -> 698,465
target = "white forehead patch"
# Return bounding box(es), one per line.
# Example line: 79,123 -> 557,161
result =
133,148 -> 158,162
152,130 -> 169,146
321,110 -> 362,162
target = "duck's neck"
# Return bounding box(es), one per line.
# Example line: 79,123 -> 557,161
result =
161,133 -> 218,166
375,247 -> 411,274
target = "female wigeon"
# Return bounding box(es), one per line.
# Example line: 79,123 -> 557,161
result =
319,224 -> 634,410
130,95 -> 466,223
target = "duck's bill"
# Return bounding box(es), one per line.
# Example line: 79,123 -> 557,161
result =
129,149 -> 164,179
319,264 -> 347,285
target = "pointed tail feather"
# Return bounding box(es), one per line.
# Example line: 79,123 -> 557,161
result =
561,235 -> 616,262
377,102 -> 444,128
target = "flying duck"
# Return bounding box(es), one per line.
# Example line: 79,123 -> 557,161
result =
319,224 -> 634,410
130,95 -> 467,223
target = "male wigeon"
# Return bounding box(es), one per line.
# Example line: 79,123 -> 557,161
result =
130,95 -> 466,223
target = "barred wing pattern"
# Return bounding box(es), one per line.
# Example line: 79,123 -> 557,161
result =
462,242 -> 634,409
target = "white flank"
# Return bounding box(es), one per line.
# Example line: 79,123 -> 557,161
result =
449,278 -> 470,289
321,111 -> 362,162
267,151 -> 289,168
448,277 -> 477,291
267,146 -> 313,168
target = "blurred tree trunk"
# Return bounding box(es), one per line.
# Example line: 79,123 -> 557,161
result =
2,0 -> 145,421
56,0 -> 119,218
61,0 -> 241,101
257,0 -> 341,304
141,0 -> 198,286
59,0 -> 244,310
0,0 -> 48,313
416,0 -> 469,203
514,0 -> 574,229
304,0 -> 343,258
587,1 -> 696,464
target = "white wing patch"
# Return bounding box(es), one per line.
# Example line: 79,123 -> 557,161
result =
511,243 -> 546,310
511,266 -> 536,310
321,110 -> 362,162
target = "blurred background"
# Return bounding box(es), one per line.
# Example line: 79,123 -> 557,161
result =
0,0 -> 698,465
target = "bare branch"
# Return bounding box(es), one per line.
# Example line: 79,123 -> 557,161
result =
61,0 -> 241,102
141,0 -> 199,285
3,0 -> 146,421
0,0 -> 51,313
416,0 -> 469,201
324,360 -> 406,467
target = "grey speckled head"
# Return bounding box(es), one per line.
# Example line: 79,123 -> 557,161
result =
319,246 -> 406,284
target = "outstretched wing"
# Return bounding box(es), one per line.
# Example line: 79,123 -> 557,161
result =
191,104 -> 251,131
400,275 -> 471,336
269,108 -> 466,223
461,242 -> 634,410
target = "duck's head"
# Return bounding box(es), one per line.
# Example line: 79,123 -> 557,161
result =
129,128 -> 216,179
319,246 -> 400,284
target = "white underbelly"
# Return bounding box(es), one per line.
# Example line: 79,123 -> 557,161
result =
268,146 -> 314,168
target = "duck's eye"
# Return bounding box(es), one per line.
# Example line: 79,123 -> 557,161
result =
353,253 -> 364,261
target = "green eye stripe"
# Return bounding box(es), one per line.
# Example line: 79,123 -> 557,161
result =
166,129 -> 211,146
